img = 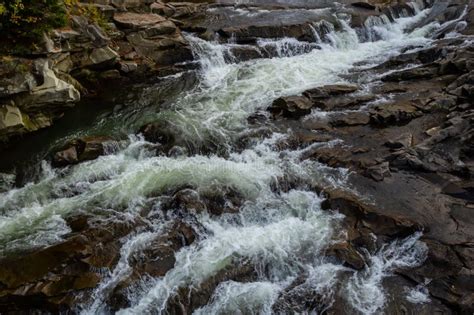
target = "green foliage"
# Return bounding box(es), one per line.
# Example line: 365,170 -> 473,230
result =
65,0 -> 109,30
0,0 -> 67,53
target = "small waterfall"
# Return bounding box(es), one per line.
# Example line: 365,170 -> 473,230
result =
256,37 -> 319,58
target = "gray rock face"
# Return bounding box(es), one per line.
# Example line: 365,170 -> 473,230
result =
15,61 -> 80,109
0,105 -> 25,134
84,46 -> 119,69
0,58 -> 80,141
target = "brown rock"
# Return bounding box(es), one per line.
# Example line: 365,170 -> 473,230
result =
365,161 -> 391,181
303,84 -> 359,100
269,96 -> 313,118
330,111 -> 371,126
166,263 -> 257,314
384,132 -> 413,149
53,146 -> 79,166
321,188 -> 421,237
381,66 -> 438,82
150,2 -> 176,17
327,241 -> 366,269
370,101 -> 422,126
113,12 -> 166,29
52,136 -> 113,167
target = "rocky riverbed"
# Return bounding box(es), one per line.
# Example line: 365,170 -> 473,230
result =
0,0 -> 473,314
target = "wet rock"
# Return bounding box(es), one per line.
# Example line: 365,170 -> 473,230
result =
229,46 -> 265,62
287,128 -> 334,148
321,188 -> 421,238
427,272 -> 474,313
131,222 -> 196,277
0,236 -> 89,289
53,146 -> 79,166
273,271 -> 350,314
218,24 -> 316,44
168,188 -> 207,213
370,101 -> 422,126
384,132 -> 413,149
0,216 -> 143,312
381,66 -> 439,82
303,84 -> 359,100
269,96 -> 313,118
330,111 -> 371,126
378,276 -> 453,315
163,186 -> 243,216
365,161 -> 391,181
139,121 -> 176,151
53,136 -> 114,167
165,262 -> 257,314
314,94 -> 375,111
327,241 -> 366,269
305,145 -> 353,167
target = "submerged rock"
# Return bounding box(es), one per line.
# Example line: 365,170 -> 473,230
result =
139,121 -> 176,149
52,136 -> 114,167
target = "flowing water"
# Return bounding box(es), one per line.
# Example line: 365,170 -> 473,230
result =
0,2 -> 465,314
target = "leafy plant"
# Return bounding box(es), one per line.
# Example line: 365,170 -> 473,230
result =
64,0 -> 109,30
0,0 -> 68,53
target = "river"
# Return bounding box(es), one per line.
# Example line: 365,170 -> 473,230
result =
0,2 -> 460,314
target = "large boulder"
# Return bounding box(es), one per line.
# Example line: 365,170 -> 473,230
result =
14,60 -> 80,110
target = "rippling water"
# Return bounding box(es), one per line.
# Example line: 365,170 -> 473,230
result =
0,3 -> 459,313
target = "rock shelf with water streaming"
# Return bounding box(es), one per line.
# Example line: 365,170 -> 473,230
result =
0,0 -> 473,314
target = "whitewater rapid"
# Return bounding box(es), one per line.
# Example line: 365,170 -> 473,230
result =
0,2 -> 458,314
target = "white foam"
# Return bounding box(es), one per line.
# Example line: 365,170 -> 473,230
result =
345,232 -> 428,314
406,284 -> 431,304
